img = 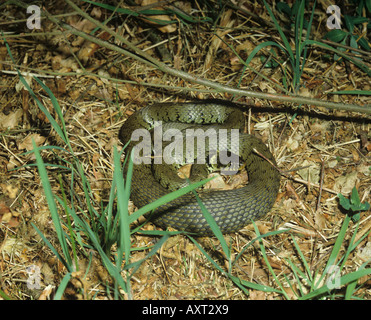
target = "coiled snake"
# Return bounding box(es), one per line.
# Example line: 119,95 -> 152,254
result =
119,100 -> 280,235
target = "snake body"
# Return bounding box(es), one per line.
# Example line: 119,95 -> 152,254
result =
119,101 -> 280,235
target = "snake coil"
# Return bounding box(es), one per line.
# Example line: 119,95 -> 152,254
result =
119,101 -> 280,235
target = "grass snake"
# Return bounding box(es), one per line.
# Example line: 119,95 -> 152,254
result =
119,100 -> 280,235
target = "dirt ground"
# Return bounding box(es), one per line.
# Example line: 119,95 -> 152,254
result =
0,1 -> 370,300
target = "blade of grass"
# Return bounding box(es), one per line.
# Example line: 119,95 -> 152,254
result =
18,74 -> 69,147
31,222 -> 69,270
124,234 -> 170,277
58,174 -> 79,271
315,214 -> 351,289
191,189 -> 230,265
228,274 -> 282,294
188,235 -> 281,294
53,272 -> 72,300
128,176 -> 215,223
0,289 -> 11,300
252,221 -> 289,299
345,259 -> 371,300
232,228 -> 289,267
32,139 -> 73,270
262,0 -> 294,63
304,40 -> 371,76
300,268 -> 371,300
290,234 -> 313,283
63,202 -> 129,294
114,147 -> 132,299
114,147 -> 131,265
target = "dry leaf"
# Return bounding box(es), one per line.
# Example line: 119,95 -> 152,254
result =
286,136 -> 299,151
298,86 -> 311,97
204,9 -> 234,70
0,202 -> 11,215
204,173 -> 227,190
314,208 -> 327,230
333,171 -> 358,194
15,75 -> 32,92
357,242 -> 371,262
18,134 -> 46,151
297,160 -> 320,184
77,41 -> 100,63
91,6 -> 102,18
7,155 -> 22,171
0,109 -> 23,129
1,212 -> 12,223
5,184 -> 19,199
177,164 -> 192,179
38,285 -> 54,300
138,0 -> 177,33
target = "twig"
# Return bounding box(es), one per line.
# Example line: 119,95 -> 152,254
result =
1,70 -> 61,78
289,177 -> 338,195
316,159 -> 326,211
34,1 -> 371,115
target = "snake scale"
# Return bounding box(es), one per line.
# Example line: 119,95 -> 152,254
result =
119,100 -> 280,235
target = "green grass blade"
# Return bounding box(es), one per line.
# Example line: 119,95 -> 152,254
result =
0,289 -> 11,300
188,235 -> 226,274
128,176 -> 215,223
124,234 -> 170,277
53,272 -> 72,300
252,221 -> 289,299
32,139 -> 72,269
328,90 -> 371,95
232,229 -> 289,266
300,268 -> 371,300
19,76 -> 68,146
191,189 -> 230,262
31,222 -> 69,270
11,163 -> 71,172
114,147 -> 131,266
290,234 -> 313,283
345,258 -> 371,299
63,203 -> 129,294
229,274 -> 282,294
244,41 -> 288,69
315,215 -> 351,288
305,40 -> 371,76
58,174 -> 79,271
262,0 -> 294,62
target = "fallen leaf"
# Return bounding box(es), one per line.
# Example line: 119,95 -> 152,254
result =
177,164 -> 192,179
18,134 -> 46,151
138,0 -> 177,33
6,184 -> 19,199
38,285 -> 54,300
297,160 -> 320,185
357,242 -> 371,262
333,171 -> 358,194
204,173 -> 226,190
0,109 -> 23,129
0,202 -> 11,215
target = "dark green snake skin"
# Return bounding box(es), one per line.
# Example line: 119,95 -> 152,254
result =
119,101 -> 280,235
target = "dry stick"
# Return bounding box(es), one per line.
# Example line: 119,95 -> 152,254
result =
253,148 -> 338,195
316,159 -> 326,212
46,1 -> 371,115
283,159 -> 338,195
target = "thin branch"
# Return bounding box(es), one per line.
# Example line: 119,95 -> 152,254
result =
38,0 -> 370,115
